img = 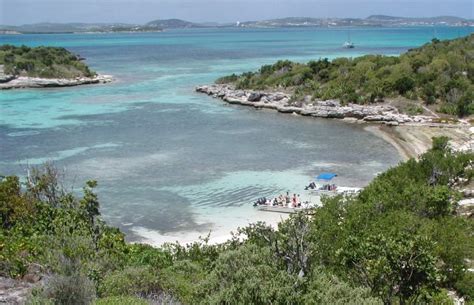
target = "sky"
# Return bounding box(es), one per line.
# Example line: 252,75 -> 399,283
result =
0,0 -> 473,25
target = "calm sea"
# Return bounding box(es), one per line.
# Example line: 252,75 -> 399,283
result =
1,27 -> 472,243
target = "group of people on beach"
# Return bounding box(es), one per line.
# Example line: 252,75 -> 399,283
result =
254,192 -> 302,208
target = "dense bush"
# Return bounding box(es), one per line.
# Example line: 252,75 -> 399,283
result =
43,272 -> 96,305
0,44 -> 96,78
94,296 -> 148,305
1,138 -> 473,304
217,34 -> 474,117
98,266 -> 160,297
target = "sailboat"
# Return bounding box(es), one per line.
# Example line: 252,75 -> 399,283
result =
343,29 -> 355,48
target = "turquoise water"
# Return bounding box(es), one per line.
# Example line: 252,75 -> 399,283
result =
1,27 -> 472,244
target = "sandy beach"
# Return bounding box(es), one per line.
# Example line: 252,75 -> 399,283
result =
366,123 -> 473,160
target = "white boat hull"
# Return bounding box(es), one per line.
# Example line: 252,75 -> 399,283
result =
309,187 -> 362,197
256,205 -> 307,214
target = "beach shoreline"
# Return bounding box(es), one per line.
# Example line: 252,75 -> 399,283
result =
366,124 -> 473,160
196,83 -> 473,160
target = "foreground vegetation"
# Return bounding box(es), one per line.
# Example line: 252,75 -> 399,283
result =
217,34 -> 474,117
1,137 -> 473,304
0,45 -> 96,79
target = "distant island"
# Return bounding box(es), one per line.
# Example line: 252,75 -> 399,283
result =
1,15 -> 473,34
238,15 -> 474,28
0,22 -> 163,34
0,45 -> 111,89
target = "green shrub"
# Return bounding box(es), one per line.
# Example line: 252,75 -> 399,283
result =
43,273 -> 96,305
98,266 -> 160,298
394,76 -> 416,94
25,295 -> 55,305
200,244 -> 301,304
405,104 -> 424,115
94,296 -> 148,305
303,268 -> 382,305
428,289 -> 455,305
438,103 -> 458,115
455,272 -> 474,301
127,243 -> 172,268
158,260 -> 205,304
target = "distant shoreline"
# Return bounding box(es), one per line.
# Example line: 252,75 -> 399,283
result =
1,25 -> 473,36
0,74 -> 113,90
1,15 -> 473,34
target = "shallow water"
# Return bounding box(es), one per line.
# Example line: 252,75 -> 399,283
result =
1,27 -> 471,243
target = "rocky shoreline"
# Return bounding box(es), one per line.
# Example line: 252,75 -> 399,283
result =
0,74 -> 113,90
196,84 -> 473,159
196,84 -> 436,126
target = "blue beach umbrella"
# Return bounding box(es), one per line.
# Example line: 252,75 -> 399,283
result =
315,173 -> 337,181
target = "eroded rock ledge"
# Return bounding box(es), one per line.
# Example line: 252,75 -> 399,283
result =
196,84 -> 434,126
0,74 -> 113,90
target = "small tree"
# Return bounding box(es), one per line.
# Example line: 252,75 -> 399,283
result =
394,76 -> 415,94
339,230 -> 440,304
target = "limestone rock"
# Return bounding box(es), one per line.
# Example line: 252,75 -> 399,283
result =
0,74 -> 113,90
248,92 -> 264,102
194,84 -> 435,126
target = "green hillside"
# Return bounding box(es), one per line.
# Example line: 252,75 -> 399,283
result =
217,34 -> 474,117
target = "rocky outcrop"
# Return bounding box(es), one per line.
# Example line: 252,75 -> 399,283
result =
196,84 -> 434,125
0,277 -> 35,304
0,264 -> 46,304
0,74 -> 113,90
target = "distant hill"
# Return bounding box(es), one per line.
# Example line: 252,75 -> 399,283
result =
0,22 -> 162,34
367,15 -> 466,22
239,15 -> 473,28
366,15 -> 469,24
146,19 -> 200,29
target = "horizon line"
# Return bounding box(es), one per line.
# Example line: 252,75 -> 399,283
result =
3,14 -> 473,27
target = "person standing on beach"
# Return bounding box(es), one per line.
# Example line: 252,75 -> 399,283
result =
285,192 -> 290,207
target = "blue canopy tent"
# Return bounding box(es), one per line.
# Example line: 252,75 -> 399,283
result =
315,173 -> 337,181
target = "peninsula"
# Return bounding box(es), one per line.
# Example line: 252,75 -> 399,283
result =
0,45 -> 111,89
197,34 -> 474,159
